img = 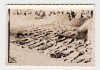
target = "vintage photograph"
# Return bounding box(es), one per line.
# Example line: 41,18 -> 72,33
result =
7,4 -> 95,66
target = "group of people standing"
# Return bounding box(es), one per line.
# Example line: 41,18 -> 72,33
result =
13,9 -> 32,16
35,10 -> 46,20
13,9 -> 93,21
67,10 -> 93,21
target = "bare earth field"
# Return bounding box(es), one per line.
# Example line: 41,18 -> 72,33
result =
8,8 -> 94,66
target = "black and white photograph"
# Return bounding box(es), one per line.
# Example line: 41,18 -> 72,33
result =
7,4 -> 95,66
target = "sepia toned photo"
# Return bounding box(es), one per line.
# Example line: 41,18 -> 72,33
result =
7,4 -> 95,66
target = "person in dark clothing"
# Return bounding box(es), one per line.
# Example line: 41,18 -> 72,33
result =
62,11 -> 64,14
81,13 -> 84,18
91,10 -> 93,18
71,11 -> 76,19
41,12 -> 46,18
17,10 -> 19,15
67,11 -> 72,21
81,10 -> 84,18
35,11 -> 38,14
24,11 -> 26,16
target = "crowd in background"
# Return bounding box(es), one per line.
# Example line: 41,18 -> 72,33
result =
12,9 -> 93,20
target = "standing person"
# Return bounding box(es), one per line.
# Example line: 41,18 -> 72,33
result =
17,10 -> 19,15
87,11 -> 90,18
91,10 -> 93,18
62,11 -> 64,14
81,10 -> 84,18
71,10 -> 76,19
67,11 -> 71,21
48,11 -> 52,16
81,13 -> 83,18
57,11 -> 60,14
24,11 -> 26,16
